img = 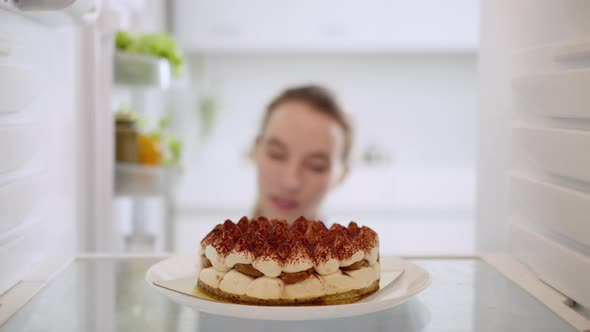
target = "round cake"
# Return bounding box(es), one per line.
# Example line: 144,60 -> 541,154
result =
197,216 -> 380,305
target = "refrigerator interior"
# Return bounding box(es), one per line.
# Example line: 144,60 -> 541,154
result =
1,0 -> 589,327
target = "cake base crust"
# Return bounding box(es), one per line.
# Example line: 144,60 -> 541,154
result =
197,279 -> 380,306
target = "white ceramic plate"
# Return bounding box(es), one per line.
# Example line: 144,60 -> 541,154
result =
146,256 -> 431,320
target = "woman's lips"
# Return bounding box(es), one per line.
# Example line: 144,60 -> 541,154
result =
270,196 -> 299,211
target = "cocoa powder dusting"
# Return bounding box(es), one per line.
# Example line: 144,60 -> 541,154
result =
354,226 -> 379,252
198,216 -> 377,262
347,221 -> 361,238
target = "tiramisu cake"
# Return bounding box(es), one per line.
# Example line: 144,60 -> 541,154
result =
197,216 -> 380,305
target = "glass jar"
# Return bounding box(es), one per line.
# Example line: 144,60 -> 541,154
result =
115,114 -> 139,162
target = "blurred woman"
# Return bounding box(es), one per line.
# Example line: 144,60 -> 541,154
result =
252,85 -> 353,223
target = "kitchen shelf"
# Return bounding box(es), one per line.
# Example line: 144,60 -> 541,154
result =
113,52 -> 171,89
114,163 -> 175,197
174,0 -> 479,56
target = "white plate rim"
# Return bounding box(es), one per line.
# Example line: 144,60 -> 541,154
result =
145,255 -> 431,321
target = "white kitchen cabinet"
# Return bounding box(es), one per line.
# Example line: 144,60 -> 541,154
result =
173,0 -> 479,53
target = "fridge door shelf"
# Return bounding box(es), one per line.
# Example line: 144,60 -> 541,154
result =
114,163 -> 175,197
0,0 -> 101,25
0,170 -> 45,235
113,52 -> 171,89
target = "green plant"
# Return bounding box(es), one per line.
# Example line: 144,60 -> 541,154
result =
116,31 -> 185,78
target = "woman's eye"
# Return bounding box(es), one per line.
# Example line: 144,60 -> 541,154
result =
307,163 -> 328,173
267,150 -> 286,161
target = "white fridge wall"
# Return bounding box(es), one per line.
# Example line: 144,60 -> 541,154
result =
479,0 -> 590,310
0,11 -> 79,294
476,0 -> 515,251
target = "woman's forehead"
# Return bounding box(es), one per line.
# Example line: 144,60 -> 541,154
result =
263,102 -> 345,156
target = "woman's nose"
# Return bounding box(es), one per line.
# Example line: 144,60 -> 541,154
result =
280,162 -> 302,193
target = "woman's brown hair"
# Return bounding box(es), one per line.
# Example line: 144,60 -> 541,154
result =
258,84 -> 353,163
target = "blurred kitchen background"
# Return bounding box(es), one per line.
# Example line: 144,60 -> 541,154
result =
109,0 -> 479,255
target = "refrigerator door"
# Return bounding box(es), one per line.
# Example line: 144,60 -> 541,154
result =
479,0 -> 590,313
0,4 -> 106,296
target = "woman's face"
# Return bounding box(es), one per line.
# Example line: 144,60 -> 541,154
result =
253,101 -> 347,222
